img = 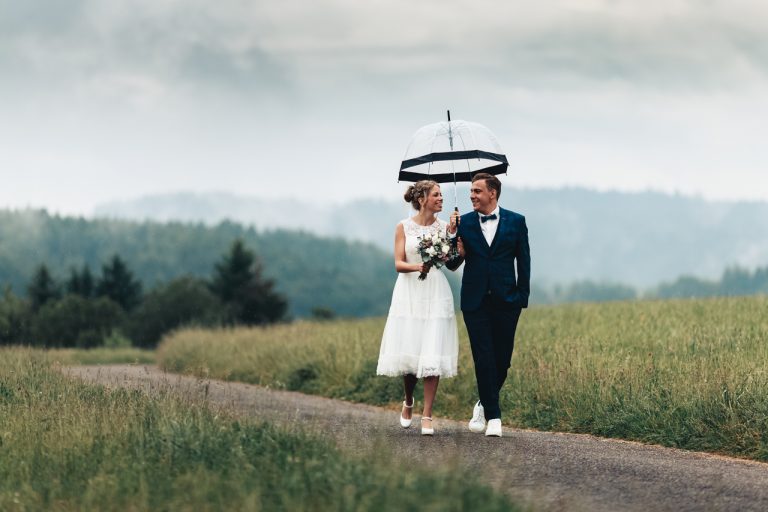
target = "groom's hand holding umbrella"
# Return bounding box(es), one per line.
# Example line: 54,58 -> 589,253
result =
449,210 -> 466,257
446,211 -> 466,268
449,209 -> 460,234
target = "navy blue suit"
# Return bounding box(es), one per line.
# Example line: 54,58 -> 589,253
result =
450,207 -> 530,420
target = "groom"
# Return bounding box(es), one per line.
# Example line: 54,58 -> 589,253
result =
448,172 -> 530,437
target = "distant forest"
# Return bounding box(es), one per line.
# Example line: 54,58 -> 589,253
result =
1,209 -> 767,321
95,187 -> 768,288
537,267 -> 768,304
0,209 -> 395,318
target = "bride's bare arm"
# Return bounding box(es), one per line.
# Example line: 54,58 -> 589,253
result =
394,223 -> 426,274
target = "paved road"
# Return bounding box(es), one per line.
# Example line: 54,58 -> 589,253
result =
65,365 -> 768,512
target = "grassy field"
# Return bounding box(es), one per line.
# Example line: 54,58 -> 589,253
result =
0,348 -> 520,511
158,296 -> 768,461
45,347 -> 156,365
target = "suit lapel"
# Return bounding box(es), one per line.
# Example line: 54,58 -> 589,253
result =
468,212 -> 489,256
488,209 -> 504,255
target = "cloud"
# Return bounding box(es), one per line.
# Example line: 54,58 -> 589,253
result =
177,44 -> 291,96
375,6 -> 768,94
4,0 -> 768,105
0,0 -> 293,104
2,0 -> 768,213
0,0 -> 90,35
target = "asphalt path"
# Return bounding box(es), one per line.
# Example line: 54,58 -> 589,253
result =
64,365 -> 768,512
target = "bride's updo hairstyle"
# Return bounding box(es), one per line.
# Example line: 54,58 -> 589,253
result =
404,180 -> 438,211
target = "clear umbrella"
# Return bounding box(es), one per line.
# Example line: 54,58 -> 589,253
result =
399,110 -> 508,208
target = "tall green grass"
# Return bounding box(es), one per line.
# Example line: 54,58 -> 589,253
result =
0,348 -> 520,511
159,296 -> 768,460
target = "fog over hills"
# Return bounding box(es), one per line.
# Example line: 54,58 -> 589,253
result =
95,187 -> 768,288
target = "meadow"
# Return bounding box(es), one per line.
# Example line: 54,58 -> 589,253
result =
159,296 -> 768,461
0,348 -> 519,511
45,347 -> 156,365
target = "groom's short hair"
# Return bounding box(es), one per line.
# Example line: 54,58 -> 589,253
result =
472,173 -> 501,200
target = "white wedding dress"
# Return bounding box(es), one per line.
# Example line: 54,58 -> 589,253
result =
376,217 -> 459,378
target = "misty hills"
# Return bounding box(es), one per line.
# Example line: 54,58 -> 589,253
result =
95,188 -> 768,287
0,210 -> 396,318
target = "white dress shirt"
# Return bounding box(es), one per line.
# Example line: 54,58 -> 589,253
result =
479,206 -> 500,246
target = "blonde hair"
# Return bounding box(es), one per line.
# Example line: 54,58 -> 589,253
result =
403,180 -> 438,210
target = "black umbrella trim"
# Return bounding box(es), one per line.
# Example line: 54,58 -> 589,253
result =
398,162 -> 508,183
400,150 -> 508,170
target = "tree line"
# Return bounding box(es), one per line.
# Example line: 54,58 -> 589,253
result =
1,209 -> 766,321
0,240 -> 286,348
0,209 -> 395,318
653,266 -> 768,300
533,264 -> 768,304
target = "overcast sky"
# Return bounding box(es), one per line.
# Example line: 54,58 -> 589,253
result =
2,0 -> 768,215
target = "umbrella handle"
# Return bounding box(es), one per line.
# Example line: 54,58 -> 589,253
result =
450,206 -> 460,246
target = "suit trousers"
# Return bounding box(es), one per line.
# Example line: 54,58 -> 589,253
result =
462,296 -> 522,421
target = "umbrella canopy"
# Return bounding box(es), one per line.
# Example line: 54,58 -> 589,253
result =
398,115 -> 508,184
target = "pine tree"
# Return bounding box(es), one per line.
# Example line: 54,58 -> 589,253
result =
81,265 -> 94,297
0,285 -> 30,344
66,264 -> 94,298
27,264 -> 60,311
96,255 -> 142,311
210,239 -> 287,325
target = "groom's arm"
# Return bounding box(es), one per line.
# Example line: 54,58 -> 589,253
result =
446,212 -> 464,271
516,217 -> 531,307
446,239 -> 464,271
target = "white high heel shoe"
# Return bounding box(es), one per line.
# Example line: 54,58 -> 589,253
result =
421,417 -> 434,436
400,400 -> 414,428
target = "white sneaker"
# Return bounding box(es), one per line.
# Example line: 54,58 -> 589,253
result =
485,418 -> 502,437
468,400 -> 486,433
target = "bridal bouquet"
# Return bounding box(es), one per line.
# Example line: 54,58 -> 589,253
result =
416,229 -> 454,280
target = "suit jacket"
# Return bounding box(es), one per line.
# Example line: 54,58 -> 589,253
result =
449,207 -> 531,311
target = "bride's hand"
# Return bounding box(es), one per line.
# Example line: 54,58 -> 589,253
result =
418,263 -> 431,274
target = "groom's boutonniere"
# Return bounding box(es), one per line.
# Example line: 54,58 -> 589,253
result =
416,229 -> 453,280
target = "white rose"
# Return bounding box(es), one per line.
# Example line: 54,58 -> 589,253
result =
431,233 -> 439,243
427,247 -> 436,256
441,244 -> 450,254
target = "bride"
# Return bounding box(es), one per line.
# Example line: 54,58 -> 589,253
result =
376,180 -> 459,436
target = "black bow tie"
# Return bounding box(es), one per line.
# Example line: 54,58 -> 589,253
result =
480,213 -> 497,223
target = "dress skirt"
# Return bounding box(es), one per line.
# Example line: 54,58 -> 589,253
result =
376,268 -> 458,378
